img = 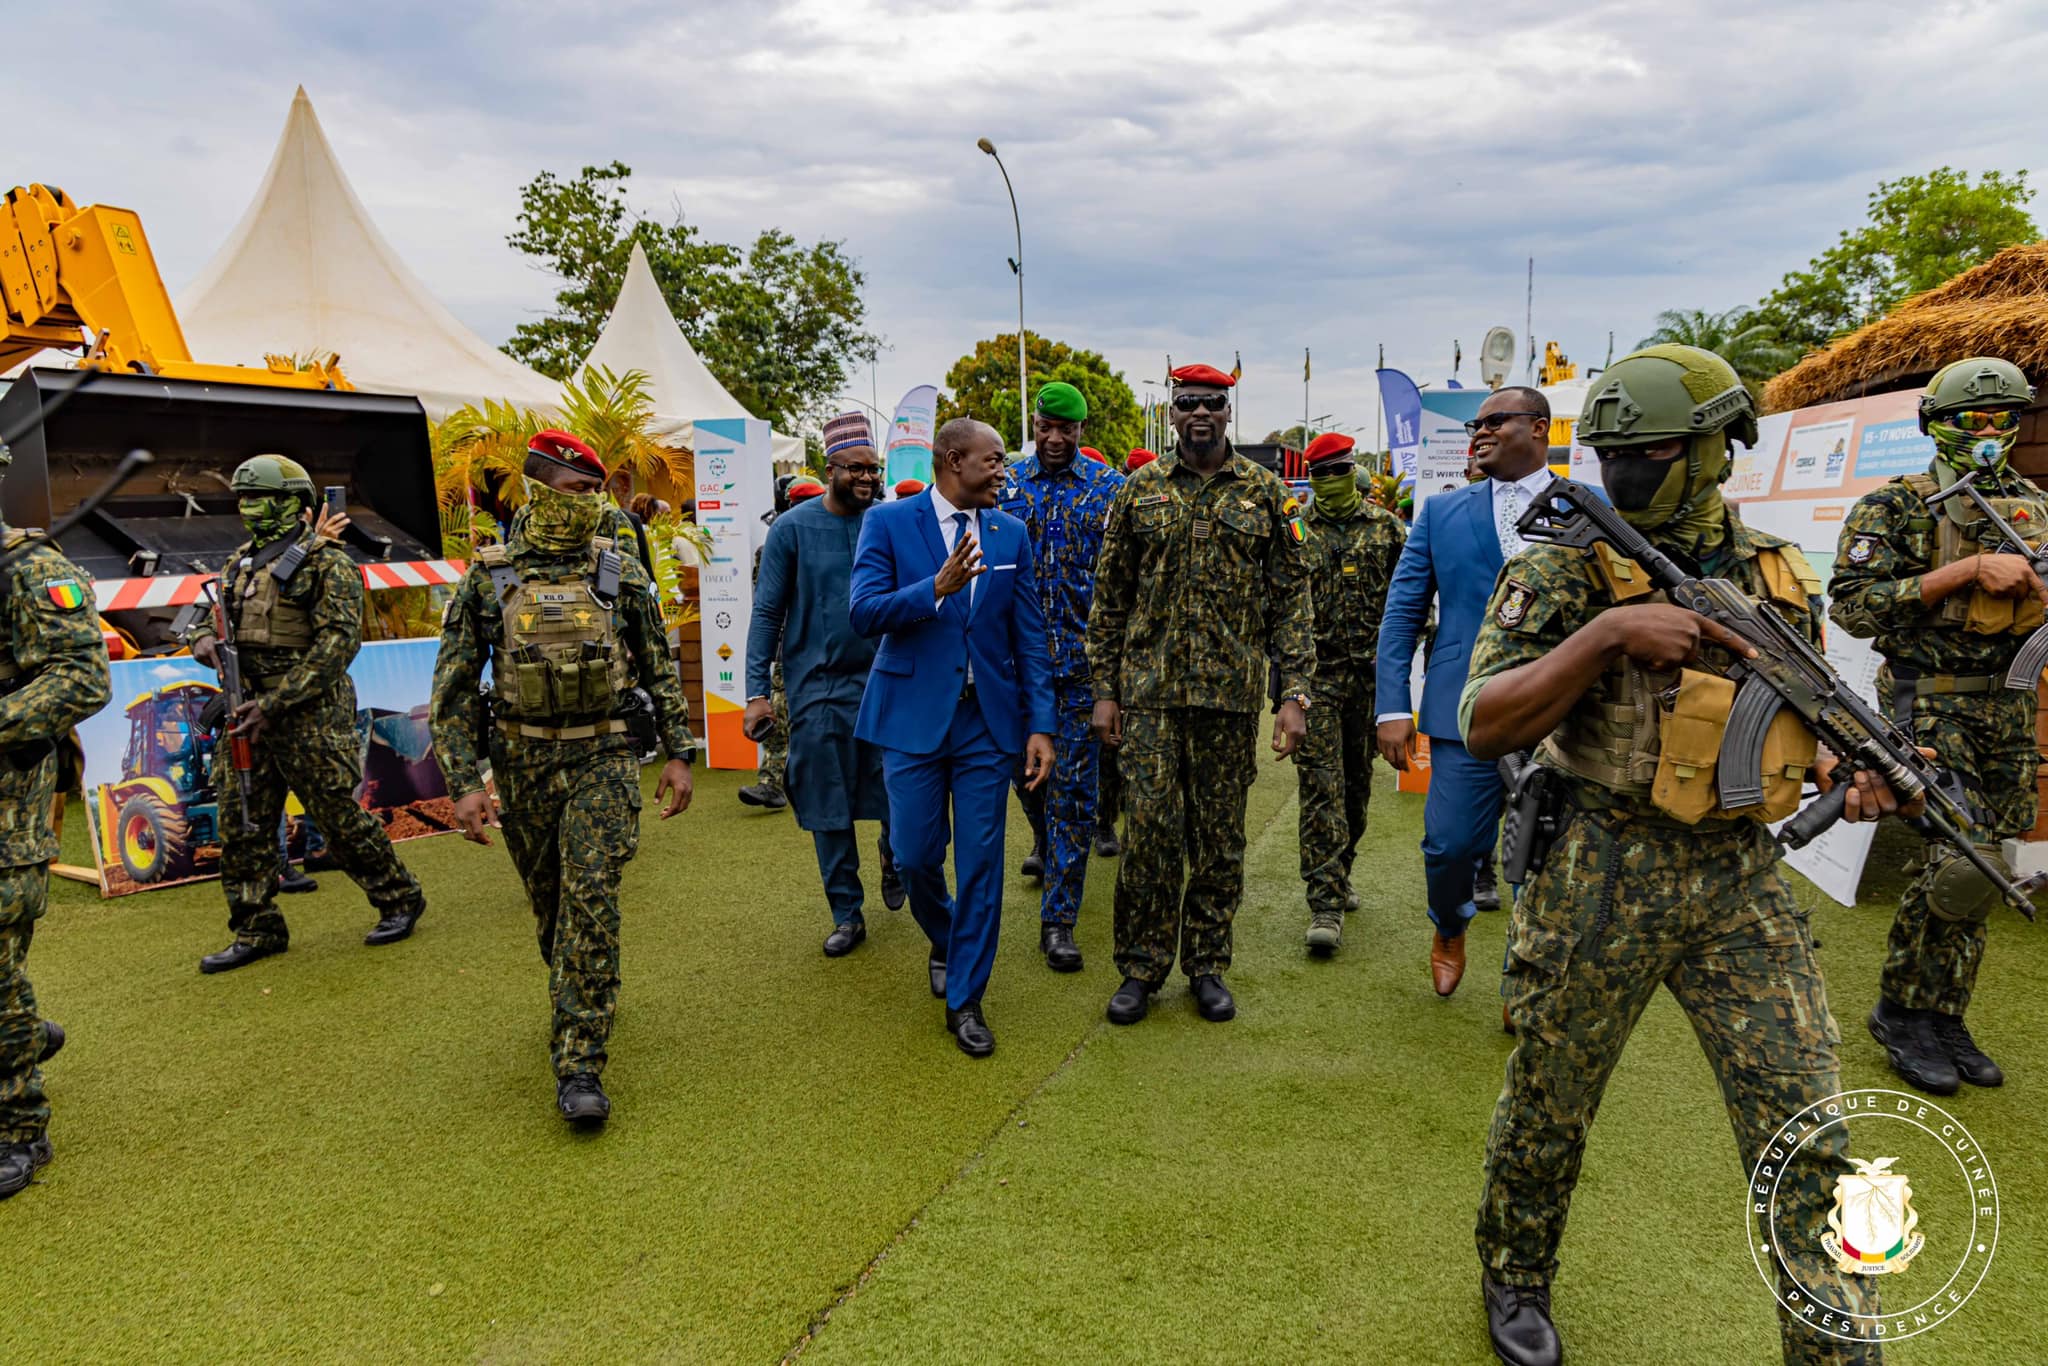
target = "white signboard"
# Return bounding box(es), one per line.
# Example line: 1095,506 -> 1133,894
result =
692,418 -> 774,769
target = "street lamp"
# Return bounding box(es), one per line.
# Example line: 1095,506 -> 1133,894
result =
978,137 -> 1027,453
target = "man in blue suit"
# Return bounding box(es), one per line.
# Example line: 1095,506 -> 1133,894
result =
851,417 -> 1056,1057
1375,387 -> 1553,997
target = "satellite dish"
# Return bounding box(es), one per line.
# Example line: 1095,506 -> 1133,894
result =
1480,327 -> 1516,388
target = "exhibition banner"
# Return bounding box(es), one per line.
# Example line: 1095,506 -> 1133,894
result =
1726,389 -> 1930,578
1376,368 -> 1424,477
79,639 -> 454,898
886,385 -> 938,490
693,417 -> 773,768
1415,388 -> 1489,509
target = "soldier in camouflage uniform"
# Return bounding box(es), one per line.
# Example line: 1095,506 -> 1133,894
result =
430,431 -> 695,1128
191,456 -> 427,973
1829,357 -> 2045,1095
1460,347 -> 1894,1366
0,484 -> 111,1199
1294,433 -> 1406,953
1088,364 -> 1313,1026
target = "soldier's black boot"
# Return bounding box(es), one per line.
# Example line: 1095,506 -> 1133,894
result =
1868,998 -> 1960,1095
557,1073 -> 610,1129
737,782 -> 787,810
1093,825 -> 1121,858
1040,923 -> 1083,973
1020,834 -> 1045,881
1933,1013 -> 2004,1087
0,1136 -> 53,1200
1190,974 -> 1236,1022
200,940 -> 286,974
278,865 -> 318,894
365,904 -> 425,946
39,1021 -> 64,1063
1474,859 -> 1501,913
1484,1276 -> 1561,1366
1106,977 -> 1153,1025
880,861 -> 907,911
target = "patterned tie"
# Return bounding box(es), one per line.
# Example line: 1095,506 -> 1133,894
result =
951,511 -> 977,609
1497,483 -> 1525,560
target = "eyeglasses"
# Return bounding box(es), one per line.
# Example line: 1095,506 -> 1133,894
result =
1173,393 -> 1230,414
1947,409 -> 2021,434
832,462 -> 884,478
1312,461 -> 1355,476
1462,411 -> 1546,436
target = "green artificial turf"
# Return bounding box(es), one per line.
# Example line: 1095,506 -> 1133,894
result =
13,753 -> 2045,1363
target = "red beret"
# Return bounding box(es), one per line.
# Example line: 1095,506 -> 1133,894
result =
528,428 -> 606,480
893,478 -> 926,497
787,479 -> 825,503
1304,433 -> 1357,465
1081,447 -> 1105,463
1126,448 -> 1157,471
1168,363 -> 1236,390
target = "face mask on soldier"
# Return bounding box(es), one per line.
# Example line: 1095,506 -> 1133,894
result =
523,478 -> 604,552
238,495 -> 303,547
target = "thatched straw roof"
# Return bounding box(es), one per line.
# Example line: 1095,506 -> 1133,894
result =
1762,241 -> 2048,413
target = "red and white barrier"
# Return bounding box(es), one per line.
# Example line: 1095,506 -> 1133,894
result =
92,559 -> 469,613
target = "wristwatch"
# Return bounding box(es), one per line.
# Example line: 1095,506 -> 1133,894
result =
1283,692 -> 1313,711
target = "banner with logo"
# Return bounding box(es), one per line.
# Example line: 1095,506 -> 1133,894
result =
1414,388 -> 1489,510
886,385 -> 939,491
692,418 -> 774,768
78,639 -> 453,898
1376,368 -> 1424,478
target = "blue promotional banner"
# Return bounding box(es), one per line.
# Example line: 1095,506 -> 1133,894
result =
1376,368 -> 1424,477
1852,419 -> 1938,480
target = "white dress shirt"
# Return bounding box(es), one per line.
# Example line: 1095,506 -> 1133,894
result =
1490,465 -> 1554,562
929,484 -> 980,683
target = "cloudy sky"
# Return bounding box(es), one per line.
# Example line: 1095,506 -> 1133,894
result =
19,0 -> 2048,440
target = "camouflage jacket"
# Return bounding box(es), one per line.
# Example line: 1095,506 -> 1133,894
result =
1000,454 -> 1125,680
1088,447 -> 1314,713
1829,463 -> 2048,676
0,531 -> 112,867
429,529 -> 694,800
1301,499 -> 1407,693
1461,510 -> 1821,818
190,536 -> 365,719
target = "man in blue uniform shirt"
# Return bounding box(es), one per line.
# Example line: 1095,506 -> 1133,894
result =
1000,382 -> 1125,972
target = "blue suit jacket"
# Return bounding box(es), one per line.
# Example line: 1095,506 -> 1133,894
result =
1374,480 -> 1508,740
849,491 -> 1056,755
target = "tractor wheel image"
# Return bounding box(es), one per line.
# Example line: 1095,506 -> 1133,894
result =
117,794 -> 195,884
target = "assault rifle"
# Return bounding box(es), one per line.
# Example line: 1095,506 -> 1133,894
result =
195,575 -> 257,835
1516,478 -> 2044,921
1921,469 -> 2048,690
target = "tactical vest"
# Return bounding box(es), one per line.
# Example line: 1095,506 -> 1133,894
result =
0,529 -> 36,690
478,539 -> 632,718
1539,540 -> 1821,825
1902,472 -> 2048,636
231,537 -> 316,649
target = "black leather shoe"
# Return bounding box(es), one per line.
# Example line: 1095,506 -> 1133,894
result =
364,906 -> 424,946
1190,974 -> 1236,1022
278,866 -> 319,894
1869,999 -> 1960,1095
928,957 -> 947,999
1093,828 -> 1121,858
880,864 -> 907,911
200,940 -> 285,974
946,1005 -> 994,1057
557,1072 -> 611,1128
1933,1013 -> 2005,1087
1041,923 -> 1083,973
1107,976 -> 1153,1025
0,1135 -> 53,1200
39,1021 -> 64,1063
1020,843 -> 1045,880
823,918 -> 867,958
1484,1276 -> 1561,1366
737,783 -> 788,810
1474,861 -> 1501,913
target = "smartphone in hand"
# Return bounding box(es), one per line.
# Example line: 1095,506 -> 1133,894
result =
323,485 -> 346,518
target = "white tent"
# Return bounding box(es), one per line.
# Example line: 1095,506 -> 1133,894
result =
177,88 -> 564,420
584,242 -> 805,468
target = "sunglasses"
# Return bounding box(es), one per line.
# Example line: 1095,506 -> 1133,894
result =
1462,411 -> 1546,436
1173,393 -> 1230,414
1947,409 -> 2021,434
1312,461 -> 1355,476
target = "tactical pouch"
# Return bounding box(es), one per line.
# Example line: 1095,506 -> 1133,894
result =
1755,708 -> 1820,823
1651,669 -> 1734,825
1927,843 -> 2008,923
1963,589 -> 2021,636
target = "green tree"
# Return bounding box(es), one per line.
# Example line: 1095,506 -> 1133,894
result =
1633,308 -> 1798,389
1755,168 -> 2037,356
937,333 -> 1143,461
502,162 -> 881,431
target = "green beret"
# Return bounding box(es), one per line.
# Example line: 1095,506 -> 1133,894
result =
1035,381 -> 1088,422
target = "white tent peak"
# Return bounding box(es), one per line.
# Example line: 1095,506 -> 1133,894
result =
177,87 -> 562,419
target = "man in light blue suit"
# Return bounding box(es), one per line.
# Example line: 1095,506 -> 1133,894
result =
1375,387 -> 1553,998
851,418 -> 1055,1058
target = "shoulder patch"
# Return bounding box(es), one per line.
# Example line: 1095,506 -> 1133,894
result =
1287,515 -> 1307,545
43,578 -> 88,611
1845,533 -> 1878,566
1495,578 -> 1537,628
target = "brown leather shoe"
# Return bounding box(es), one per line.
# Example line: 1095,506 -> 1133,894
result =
1502,1004 -> 1515,1035
1430,932 -> 1466,997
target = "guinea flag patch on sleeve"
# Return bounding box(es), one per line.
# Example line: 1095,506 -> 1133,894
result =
1287,515 -> 1306,544
44,579 -> 87,610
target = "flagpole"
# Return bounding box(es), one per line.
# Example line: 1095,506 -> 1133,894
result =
1374,342 -> 1384,467
1303,347 -> 1310,453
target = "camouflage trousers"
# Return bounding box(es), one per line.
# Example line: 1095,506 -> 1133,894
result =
1478,807 -> 1879,1365
491,732 -> 640,1080
1295,680 -> 1374,916
0,865 -> 49,1143
1883,687 -> 2037,1015
216,680 -> 425,948
758,662 -> 788,792
1036,680 -> 1099,926
1113,707 -> 1257,984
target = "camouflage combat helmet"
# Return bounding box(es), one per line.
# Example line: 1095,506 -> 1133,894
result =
1577,344 -> 1760,450
1918,357 -> 2034,433
230,453 -> 316,505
